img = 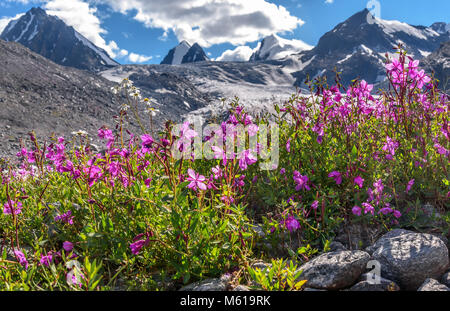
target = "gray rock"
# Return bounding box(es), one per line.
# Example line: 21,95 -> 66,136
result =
365,229 -> 411,255
347,273 -> 400,291
303,288 -> 327,291
335,223 -> 383,250
251,261 -> 272,271
369,229 -> 449,290
417,278 -> 450,291
232,285 -> 251,291
441,271 -> 450,287
179,275 -> 229,291
329,241 -> 347,252
295,250 -> 370,290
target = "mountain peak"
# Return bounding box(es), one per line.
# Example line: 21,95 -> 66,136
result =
179,40 -> 191,47
0,7 -> 118,72
161,41 -> 208,65
250,34 -> 313,61
28,7 -> 46,16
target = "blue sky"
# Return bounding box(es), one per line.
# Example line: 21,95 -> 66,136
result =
0,0 -> 449,64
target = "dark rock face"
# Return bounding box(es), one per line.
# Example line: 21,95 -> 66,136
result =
182,43 -> 209,63
0,39 -> 126,159
295,250 -> 371,290
0,7 -> 118,72
367,229 -> 449,291
291,9 -> 449,88
422,41 -> 450,91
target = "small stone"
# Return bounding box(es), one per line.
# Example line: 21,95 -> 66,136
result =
302,288 -> 326,291
347,273 -> 400,291
232,285 -> 251,291
179,278 -> 227,291
251,261 -> 271,271
441,271 -> 450,287
417,278 -> 450,291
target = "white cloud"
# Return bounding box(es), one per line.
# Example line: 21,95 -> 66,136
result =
128,52 -> 152,63
0,13 -> 24,33
43,0 -> 123,58
325,0 -> 334,4
216,45 -> 257,62
101,0 -> 305,47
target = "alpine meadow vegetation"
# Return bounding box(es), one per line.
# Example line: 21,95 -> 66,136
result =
0,47 -> 448,291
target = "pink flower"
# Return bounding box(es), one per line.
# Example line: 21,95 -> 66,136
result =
311,200 -> 319,210
211,166 -> 223,179
238,149 -> 257,171
40,253 -> 53,267
284,216 -> 300,233
3,201 -> 23,215
14,250 -> 28,270
54,210 -> 74,225
414,70 -> 431,89
354,176 -> 364,188
393,210 -> 402,219
373,179 -> 384,194
385,58 -> 402,73
434,144 -> 449,156
63,241 -> 74,252
406,179 -> 414,194
293,171 -> 310,191
382,136 -> 399,158
144,178 -> 152,187
130,239 -> 149,255
379,206 -> 393,215
328,171 -> 342,185
286,138 -> 291,153
186,169 -> 207,191
352,206 -> 362,216
141,134 -> 154,148
362,203 -> 375,215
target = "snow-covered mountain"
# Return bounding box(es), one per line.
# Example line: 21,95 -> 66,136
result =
161,41 -> 209,65
249,34 -> 313,61
430,22 -> 450,35
422,41 -> 450,91
290,9 -> 449,87
0,7 -> 118,72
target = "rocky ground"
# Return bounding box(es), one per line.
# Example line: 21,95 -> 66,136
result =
0,40 -> 129,160
179,203 -> 450,292
181,228 -> 450,292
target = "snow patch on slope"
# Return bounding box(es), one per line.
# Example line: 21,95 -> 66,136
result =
375,18 -> 439,40
172,41 -> 191,65
74,31 -> 116,66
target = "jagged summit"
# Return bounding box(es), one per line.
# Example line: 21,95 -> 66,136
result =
161,41 -> 209,65
0,7 -> 118,72
291,8 -> 449,87
249,34 -> 313,61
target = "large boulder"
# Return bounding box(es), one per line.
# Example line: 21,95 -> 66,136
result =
295,250 -> 370,290
417,278 -> 450,291
367,229 -> 449,290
